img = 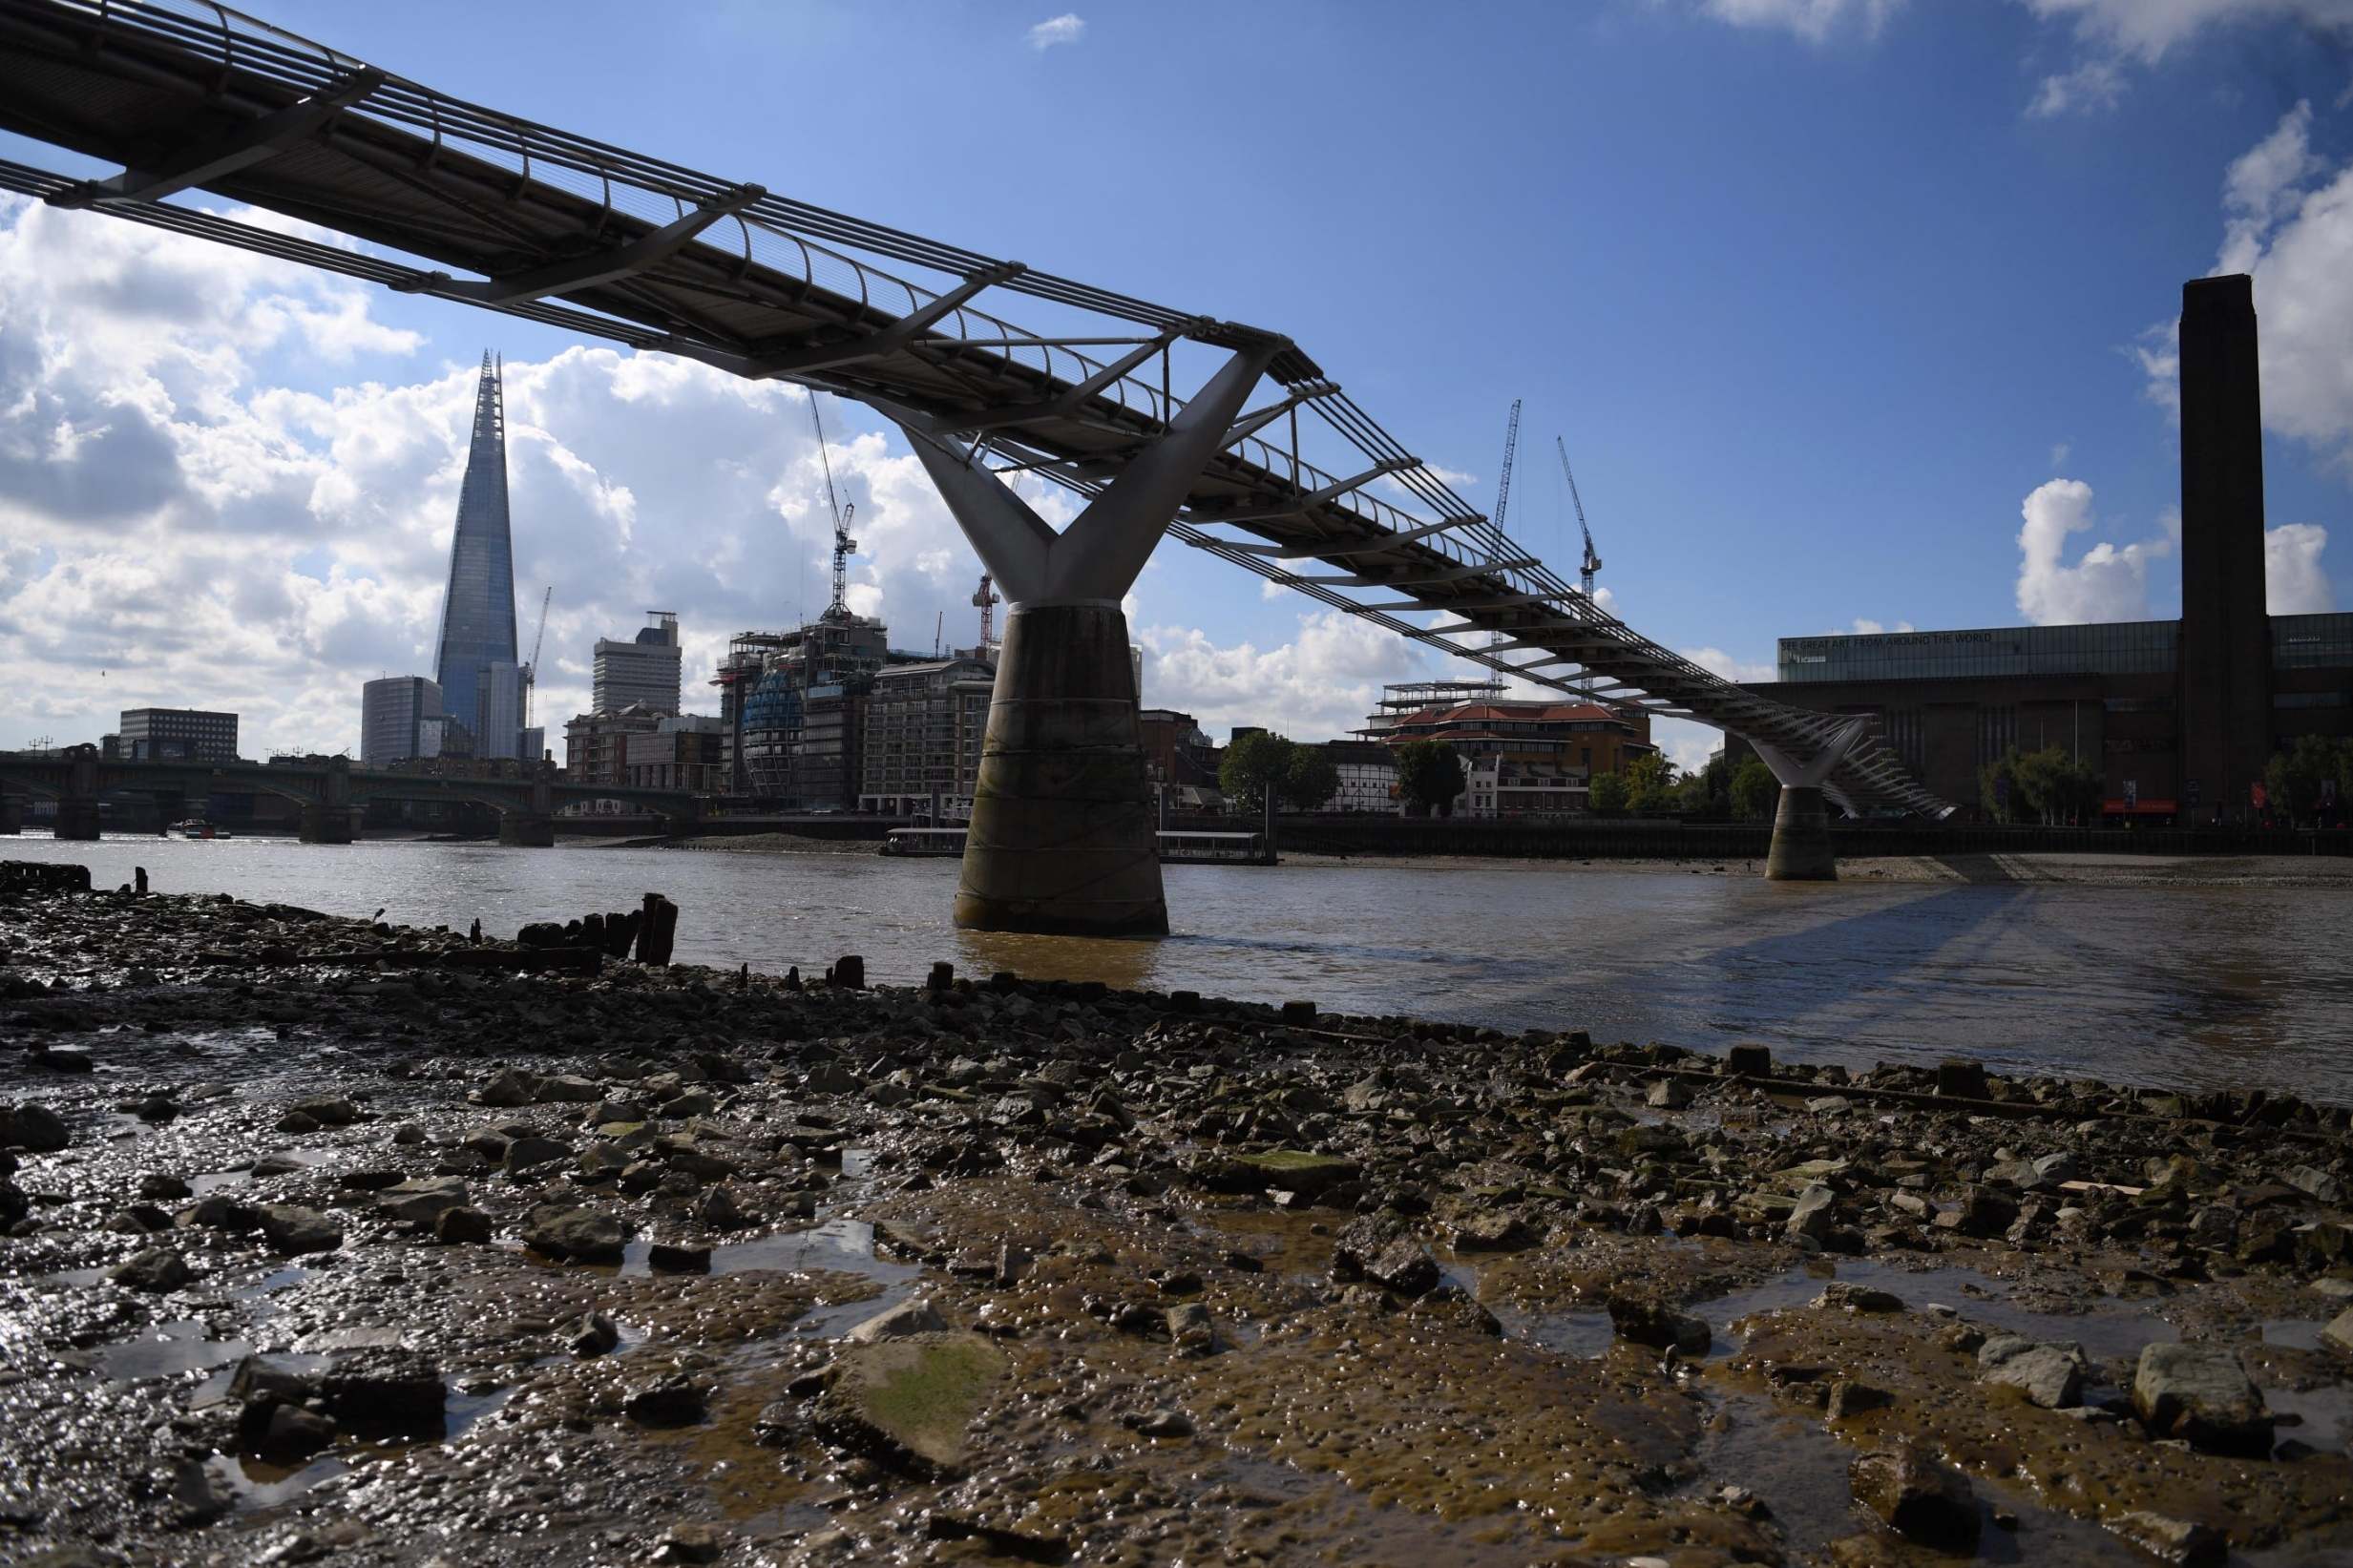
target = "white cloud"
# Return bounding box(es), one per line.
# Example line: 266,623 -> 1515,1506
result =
1681,646 -> 1776,683
1696,0 -> 1905,43
2015,477 -> 2172,625
1026,13 -> 1084,49
1137,609 -> 1428,742
2267,521 -> 2337,611
2019,0 -> 2353,64
1652,717 -> 1726,777
1842,617 -> 1916,635
0,198 -> 998,756
2220,100 -> 2323,272
2027,56 -> 2126,117
2049,440 -> 2072,468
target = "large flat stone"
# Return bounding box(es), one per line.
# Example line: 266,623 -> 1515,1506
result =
812,1331 -> 1004,1478
2132,1342 -> 2271,1456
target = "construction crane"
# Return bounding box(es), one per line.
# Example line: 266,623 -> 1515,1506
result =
1555,435 -> 1601,597
808,389 -> 856,617
523,584 -> 552,726
972,573 -> 999,649
1487,400 -> 1522,650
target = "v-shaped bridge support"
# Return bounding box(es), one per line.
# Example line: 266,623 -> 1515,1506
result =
880,343 -> 1280,935
1749,717 -> 1870,882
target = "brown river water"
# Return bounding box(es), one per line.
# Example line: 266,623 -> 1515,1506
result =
8,832 -> 2352,1101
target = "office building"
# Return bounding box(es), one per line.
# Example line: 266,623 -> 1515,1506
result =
859,654 -> 996,817
564,703 -> 665,789
118,707 -> 239,763
433,352 -> 521,761
623,715 -> 725,792
360,677 -> 443,765
594,612 -> 683,715
1739,276 -> 2353,822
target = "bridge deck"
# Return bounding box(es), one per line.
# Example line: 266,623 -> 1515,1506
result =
0,0 -> 1942,816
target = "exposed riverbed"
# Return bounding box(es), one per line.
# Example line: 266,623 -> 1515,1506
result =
8,832 -> 2353,1101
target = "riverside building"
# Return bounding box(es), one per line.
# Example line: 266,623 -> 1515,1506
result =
117,706 -> 239,763
1359,682 -> 1658,817
1737,276 -> 2353,824
858,654 -> 996,818
593,612 -> 683,715
359,678 -> 442,765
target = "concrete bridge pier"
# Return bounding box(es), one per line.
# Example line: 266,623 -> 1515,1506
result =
498,812 -> 555,847
891,339 -> 1279,936
54,745 -> 101,840
1751,719 -> 1868,882
0,797 -> 20,835
297,755 -> 355,843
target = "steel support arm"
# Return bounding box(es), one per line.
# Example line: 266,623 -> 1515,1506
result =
931,322 -> 1193,435
892,341 -> 1281,606
48,68 -> 387,209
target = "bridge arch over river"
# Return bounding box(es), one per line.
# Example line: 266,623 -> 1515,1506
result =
0,0 -> 1949,931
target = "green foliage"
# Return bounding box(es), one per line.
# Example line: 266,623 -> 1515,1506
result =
1218,731 -> 1293,815
1395,740 -> 1466,818
1677,751 -> 1733,817
1978,745 -> 2102,826
2264,734 -> 2353,823
1730,759 -> 1780,822
1586,771 -> 1628,813
1624,751 -> 1678,813
1280,744 -> 1342,813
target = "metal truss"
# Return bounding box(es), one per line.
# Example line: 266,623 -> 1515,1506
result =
0,0 -> 1949,817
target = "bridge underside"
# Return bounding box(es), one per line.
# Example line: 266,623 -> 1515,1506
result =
0,0 -> 1948,914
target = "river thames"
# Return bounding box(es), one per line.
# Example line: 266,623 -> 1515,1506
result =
7,832 -> 2351,1101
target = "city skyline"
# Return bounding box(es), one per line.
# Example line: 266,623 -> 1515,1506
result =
0,1 -> 2348,771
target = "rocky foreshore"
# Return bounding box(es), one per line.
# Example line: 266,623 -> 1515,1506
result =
4,870 -> 2352,1566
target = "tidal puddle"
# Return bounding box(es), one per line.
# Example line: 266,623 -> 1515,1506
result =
1695,1258 -> 2176,1365
1487,1302 -> 1613,1358
102,1320 -> 250,1380
209,1453 -> 347,1511
189,1147 -> 332,1194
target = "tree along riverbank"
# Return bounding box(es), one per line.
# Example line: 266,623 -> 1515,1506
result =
4,870 -> 2351,1563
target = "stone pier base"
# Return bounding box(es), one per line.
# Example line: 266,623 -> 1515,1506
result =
1765,785 -> 1837,881
54,800 -> 101,841
499,812 -> 556,847
298,805 -> 355,845
0,798 -> 20,835
955,602 -> 1165,936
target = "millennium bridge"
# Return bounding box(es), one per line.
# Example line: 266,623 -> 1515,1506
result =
0,0 -> 1950,933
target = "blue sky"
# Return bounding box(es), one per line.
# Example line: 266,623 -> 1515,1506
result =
3,0 -> 2349,762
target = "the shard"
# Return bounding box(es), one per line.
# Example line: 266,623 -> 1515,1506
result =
432,352 -> 521,758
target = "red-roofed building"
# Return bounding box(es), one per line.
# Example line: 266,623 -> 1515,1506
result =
1358,683 -> 1656,817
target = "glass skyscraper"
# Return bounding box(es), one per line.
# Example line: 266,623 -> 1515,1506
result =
433,353 -> 519,758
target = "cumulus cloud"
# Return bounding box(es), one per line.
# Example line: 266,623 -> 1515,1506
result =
1695,0 -> 1906,43
2018,2 -> 2353,115
1843,617 -> 1916,635
2267,521 -> 2337,611
2015,478 -> 2172,624
1137,608 -> 1429,742
1681,646 -> 1776,683
0,198 -> 995,756
1026,13 -> 1084,49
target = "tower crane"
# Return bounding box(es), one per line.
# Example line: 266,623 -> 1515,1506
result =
1555,435 -> 1601,597
808,389 -> 856,617
1487,400 -> 1521,651
523,584 -> 551,726
972,573 -> 999,649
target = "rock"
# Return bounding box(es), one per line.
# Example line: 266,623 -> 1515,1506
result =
285,1097 -> 359,1127
1814,1282 -> 1903,1313
170,1458 -> 235,1525
1334,1215 -> 1440,1296
262,1403 -> 337,1461
476,1068 -> 537,1108
501,1135 -> 571,1174
564,1310 -> 620,1357
274,1110 -> 321,1135
1786,1182 -> 1838,1243
435,1205 -> 493,1244
1124,1407 -> 1194,1438
250,1152 -> 307,1178
652,1523 -> 725,1565
2031,1151 -> 2080,1184
648,1239 -> 713,1273
378,1176 -> 470,1225
2106,1511 -> 2226,1568
2321,1307 -> 2353,1358
695,1183 -> 746,1229
1934,1059 -> 1989,1100
812,1332 -> 1004,1478
535,1075 -> 601,1104
256,1204 -> 343,1256
1725,1044 -> 1773,1077
176,1193 -> 258,1232
520,1202 -> 626,1262
1978,1335 -> 2085,1409
1826,1379 -> 1891,1420
2132,1343 -> 2272,1456
319,1347 -> 445,1434
1848,1442 -> 1980,1549
1607,1293 -> 1711,1354
1213,1149 -> 1361,1198
1646,1078 -> 1692,1110
1933,1185 -> 2019,1239
1,1102 -> 70,1153
1451,1209 -> 1532,1252
848,1296 -> 947,1344
108,1246 -> 194,1293
137,1172 -> 191,1202
623,1373 -> 706,1427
